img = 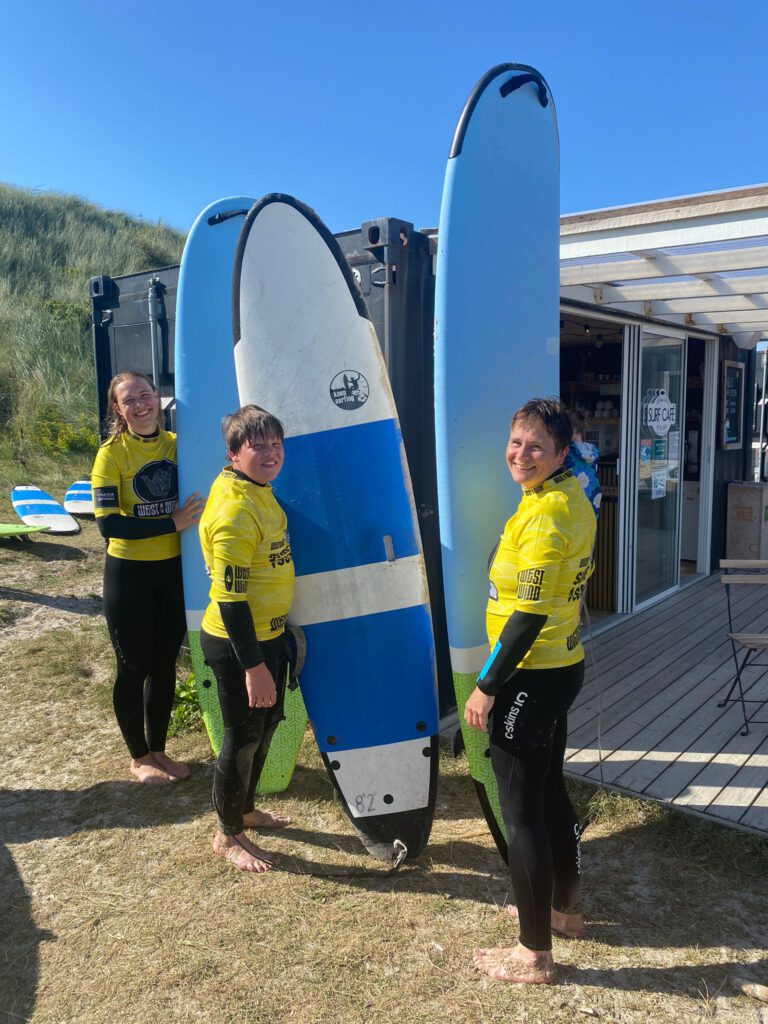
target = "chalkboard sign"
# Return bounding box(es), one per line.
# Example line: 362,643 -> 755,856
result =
721,359 -> 745,450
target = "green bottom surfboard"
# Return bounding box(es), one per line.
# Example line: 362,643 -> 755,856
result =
0,523 -> 50,539
188,630 -> 308,794
454,669 -> 508,862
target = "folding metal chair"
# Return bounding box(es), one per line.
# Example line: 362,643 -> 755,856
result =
719,559 -> 768,736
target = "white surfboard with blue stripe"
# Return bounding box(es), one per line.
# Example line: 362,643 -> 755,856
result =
434,64 -> 560,858
233,194 -> 439,861
12,485 -> 80,534
63,479 -> 94,515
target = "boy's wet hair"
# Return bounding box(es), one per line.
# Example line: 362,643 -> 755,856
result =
511,398 -> 573,453
222,404 -> 285,454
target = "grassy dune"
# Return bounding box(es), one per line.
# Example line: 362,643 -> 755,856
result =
0,182 -> 184,458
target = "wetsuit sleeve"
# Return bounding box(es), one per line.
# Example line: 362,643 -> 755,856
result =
97,517 -> 176,540
217,601 -> 264,669
477,611 -> 548,695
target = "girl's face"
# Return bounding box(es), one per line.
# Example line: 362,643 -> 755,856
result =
506,417 -> 566,490
114,378 -> 160,436
229,434 -> 284,485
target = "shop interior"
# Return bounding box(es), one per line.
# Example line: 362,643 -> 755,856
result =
560,315 -> 623,620
560,315 -> 707,621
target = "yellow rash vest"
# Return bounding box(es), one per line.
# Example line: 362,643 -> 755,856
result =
486,469 -> 596,669
200,468 -> 295,642
91,428 -> 180,561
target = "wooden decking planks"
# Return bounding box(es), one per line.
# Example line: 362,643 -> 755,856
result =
565,572 -> 768,837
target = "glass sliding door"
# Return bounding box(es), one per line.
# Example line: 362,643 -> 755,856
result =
635,334 -> 686,605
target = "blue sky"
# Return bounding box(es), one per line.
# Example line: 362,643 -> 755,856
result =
2,1 -> 766,235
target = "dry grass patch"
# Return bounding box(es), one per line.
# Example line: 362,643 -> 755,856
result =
2,520 -> 768,1023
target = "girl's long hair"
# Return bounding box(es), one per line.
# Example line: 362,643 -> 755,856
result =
104,371 -> 161,443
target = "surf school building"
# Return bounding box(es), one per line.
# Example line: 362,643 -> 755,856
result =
90,183 -> 768,706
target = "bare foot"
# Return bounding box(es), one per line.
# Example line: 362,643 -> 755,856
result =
242,808 -> 292,829
130,756 -> 176,786
505,903 -> 587,939
151,751 -> 191,780
212,832 -> 279,873
473,944 -> 555,984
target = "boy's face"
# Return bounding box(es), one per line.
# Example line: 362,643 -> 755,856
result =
506,416 -> 566,490
229,433 -> 284,485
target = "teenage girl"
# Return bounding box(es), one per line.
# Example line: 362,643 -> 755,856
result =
92,371 -> 204,785
464,398 -> 596,985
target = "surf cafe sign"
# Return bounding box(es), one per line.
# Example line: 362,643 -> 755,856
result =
642,388 -> 676,436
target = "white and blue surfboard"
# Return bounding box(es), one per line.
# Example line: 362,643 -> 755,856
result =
63,479 -> 94,516
434,64 -> 560,858
175,196 -> 308,793
12,485 -> 80,535
233,194 -> 439,862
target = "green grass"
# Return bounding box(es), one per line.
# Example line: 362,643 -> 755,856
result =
0,182 -> 185,455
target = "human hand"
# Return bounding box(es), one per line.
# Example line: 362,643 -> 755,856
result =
464,687 -> 495,732
171,492 -> 205,532
245,663 -> 277,709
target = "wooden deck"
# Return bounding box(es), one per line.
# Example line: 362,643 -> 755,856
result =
566,572 -> 768,836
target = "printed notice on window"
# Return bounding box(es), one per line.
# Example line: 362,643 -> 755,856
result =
651,469 -> 666,500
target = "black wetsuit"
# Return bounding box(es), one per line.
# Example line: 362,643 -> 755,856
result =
92,427 -> 185,760
201,631 -> 289,834
102,552 -> 186,758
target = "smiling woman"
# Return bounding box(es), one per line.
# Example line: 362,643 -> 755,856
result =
465,397 -> 597,986
91,371 -> 204,786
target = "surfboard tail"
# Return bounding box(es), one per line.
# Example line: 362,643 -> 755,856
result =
320,734 -> 439,862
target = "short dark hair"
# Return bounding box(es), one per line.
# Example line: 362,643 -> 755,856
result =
222,405 -> 285,455
511,398 -> 572,453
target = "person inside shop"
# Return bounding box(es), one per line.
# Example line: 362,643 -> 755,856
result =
565,408 -> 601,519
92,371 -> 204,785
464,397 -> 597,985
198,405 -> 294,873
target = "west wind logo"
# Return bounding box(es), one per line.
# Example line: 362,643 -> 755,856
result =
503,691 -> 528,741
517,568 -> 545,601
133,459 -> 177,516
224,566 -> 249,593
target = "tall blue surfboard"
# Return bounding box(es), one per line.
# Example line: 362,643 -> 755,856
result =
434,65 -> 560,858
233,194 -> 439,862
175,196 -> 308,793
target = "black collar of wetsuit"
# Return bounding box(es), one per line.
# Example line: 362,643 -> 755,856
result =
126,427 -> 160,443
229,467 -> 268,488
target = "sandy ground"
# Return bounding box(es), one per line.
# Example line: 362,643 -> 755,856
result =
2,521 -> 768,1024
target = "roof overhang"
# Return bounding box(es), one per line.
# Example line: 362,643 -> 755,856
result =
560,184 -> 768,350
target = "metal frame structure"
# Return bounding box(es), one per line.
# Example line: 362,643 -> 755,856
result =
559,184 -> 768,350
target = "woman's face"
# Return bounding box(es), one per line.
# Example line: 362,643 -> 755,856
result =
114,378 -> 160,436
506,417 -> 566,490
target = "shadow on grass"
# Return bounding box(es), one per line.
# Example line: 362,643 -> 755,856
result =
0,585 -> 101,615
559,956 -> 768,996
0,537 -> 88,560
0,845 -> 54,1024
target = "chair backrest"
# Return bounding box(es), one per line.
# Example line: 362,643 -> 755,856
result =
719,559 -> 768,632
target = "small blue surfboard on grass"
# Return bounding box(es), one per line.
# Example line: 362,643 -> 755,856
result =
64,479 -> 94,516
12,485 -> 80,535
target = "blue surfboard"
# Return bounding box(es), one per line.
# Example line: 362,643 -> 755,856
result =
434,65 -> 560,858
64,479 -> 94,516
12,485 -> 80,535
175,196 -> 308,793
233,194 -> 439,862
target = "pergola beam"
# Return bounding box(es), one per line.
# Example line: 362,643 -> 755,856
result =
560,245 -> 768,286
